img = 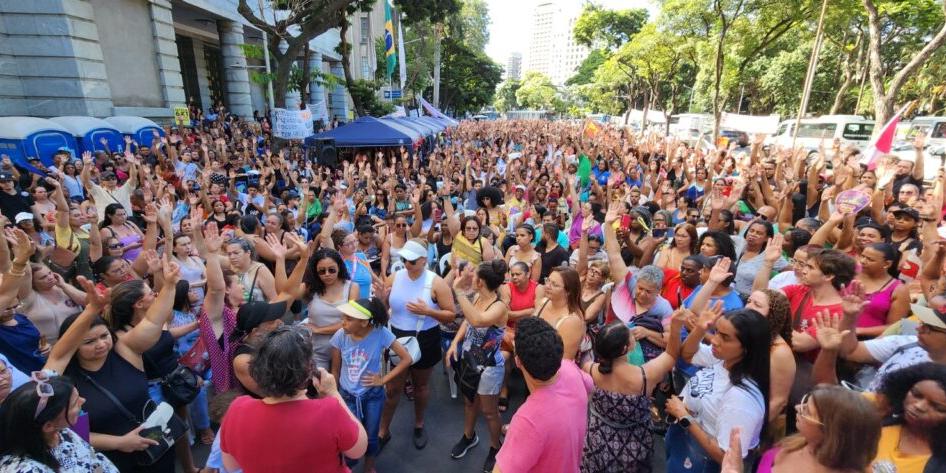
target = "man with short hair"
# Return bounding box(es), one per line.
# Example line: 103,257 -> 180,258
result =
494,317 -> 592,473
0,171 -> 31,222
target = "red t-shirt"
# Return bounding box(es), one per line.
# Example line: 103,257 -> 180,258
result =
782,284 -> 843,361
661,268 -> 695,310
220,395 -> 360,473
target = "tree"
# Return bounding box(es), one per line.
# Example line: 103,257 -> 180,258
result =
396,0 -> 460,25
237,0 -> 373,108
436,38 -> 502,115
516,71 -> 560,111
494,79 -> 521,112
863,0 -> 946,128
566,49 -> 608,86
451,0 -> 490,51
573,4 -> 648,50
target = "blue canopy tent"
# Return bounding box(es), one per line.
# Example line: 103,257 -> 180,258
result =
105,116 -> 165,147
414,116 -> 447,132
50,116 -> 123,154
429,115 -> 459,128
308,116 -> 421,147
0,117 -> 77,167
401,117 -> 443,136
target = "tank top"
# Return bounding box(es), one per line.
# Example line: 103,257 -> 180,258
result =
239,262 -> 266,303
142,330 -> 178,380
389,269 -> 438,332
507,280 -> 538,330
307,280 -> 353,369
344,252 -> 372,300
858,278 -> 901,329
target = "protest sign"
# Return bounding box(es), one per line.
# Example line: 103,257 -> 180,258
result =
272,108 -> 314,139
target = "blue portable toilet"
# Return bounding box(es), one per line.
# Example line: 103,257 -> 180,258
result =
50,116 -> 123,155
105,116 -> 165,147
0,117 -> 77,167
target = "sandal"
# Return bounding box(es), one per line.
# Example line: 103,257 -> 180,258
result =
498,397 -> 509,413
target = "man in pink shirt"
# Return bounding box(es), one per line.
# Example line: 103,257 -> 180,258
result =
494,317 -> 593,473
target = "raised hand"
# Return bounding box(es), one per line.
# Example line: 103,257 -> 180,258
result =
77,276 -> 109,310
695,300 -> 725,331
162,258 -> 181,285
812,310 -> 848,351
763,233 -> 784,264
203,222 -> 224,253
839,279 -> 867,317
9,228 -> 35,263
707,257 -> 733,285
265,232 -> 288,260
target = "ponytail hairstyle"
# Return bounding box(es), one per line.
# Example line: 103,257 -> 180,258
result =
867,242 -> 901,279
365,297 -> 389,327
593,321 -> 631,375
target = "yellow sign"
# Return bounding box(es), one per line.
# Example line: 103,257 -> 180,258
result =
173,106 -> 189,126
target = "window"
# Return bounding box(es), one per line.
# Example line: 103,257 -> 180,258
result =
361,55 -> 370,79
360,17 -> 369,44
797,123 -> 837,139
841,123 -> 874,141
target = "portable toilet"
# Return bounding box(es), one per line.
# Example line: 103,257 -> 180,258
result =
0,117 -> 77,167
105,116 -> 165,147
50,116 -> 123,155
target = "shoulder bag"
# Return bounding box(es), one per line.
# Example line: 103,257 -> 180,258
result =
79,372 -> 186,466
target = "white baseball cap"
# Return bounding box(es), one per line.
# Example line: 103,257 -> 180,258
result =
14,212 -> 33,224
395,240 -> 427,262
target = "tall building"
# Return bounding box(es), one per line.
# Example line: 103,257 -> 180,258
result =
506,52 -> 522,81
522,0 -> 590,86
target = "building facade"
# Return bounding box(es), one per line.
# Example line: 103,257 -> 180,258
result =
0,0 -> 356,123
522,0 -> 590,86
505,52 -> 522,81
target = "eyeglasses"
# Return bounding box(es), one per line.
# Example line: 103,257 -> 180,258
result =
464,226 -> 479,232
396,223 -> 408,228
108,243 -> 123,249
317,267 -> 338,275
795,393 -> 822,425
32,371 -> 55,420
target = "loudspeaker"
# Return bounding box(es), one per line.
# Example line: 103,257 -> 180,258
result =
313,137 -> 337,169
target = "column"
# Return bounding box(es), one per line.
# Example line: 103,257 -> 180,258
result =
148,0 -> 185,110
308,50 -> 328,124
217,20 -> 253,118
329,61 -> 348,120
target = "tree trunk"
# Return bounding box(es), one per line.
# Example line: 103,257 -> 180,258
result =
712,24 -> 729,143
864,0 -> 946,130
272,57 -> 293,108
300,44 -> 312,105
337,20 -> 367,117
433,24 -> 442,108
829,33 -> 863,114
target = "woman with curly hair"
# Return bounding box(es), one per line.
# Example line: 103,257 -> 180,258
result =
302,248 -> 360,370
746,288 -> 796,441
871,362 -> 946,473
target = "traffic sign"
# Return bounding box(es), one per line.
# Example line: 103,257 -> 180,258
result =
384,90 -> 402,99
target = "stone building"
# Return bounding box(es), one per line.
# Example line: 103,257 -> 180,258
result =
0,0 -> 386,123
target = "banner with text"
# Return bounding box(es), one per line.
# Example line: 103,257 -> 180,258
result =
272,108 -> 314,139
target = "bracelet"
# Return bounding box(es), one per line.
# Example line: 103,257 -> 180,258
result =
7,268 -> 25,277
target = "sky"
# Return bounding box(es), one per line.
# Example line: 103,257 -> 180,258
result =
485,0 -> 659,66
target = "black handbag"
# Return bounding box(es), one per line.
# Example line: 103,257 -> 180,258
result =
160,365 -> 200,407
80,372 -> 187,466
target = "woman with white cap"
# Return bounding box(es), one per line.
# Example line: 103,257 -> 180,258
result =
377,238 -> 457,451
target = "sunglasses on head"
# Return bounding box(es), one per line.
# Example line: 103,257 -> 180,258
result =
317,267 -> 338,275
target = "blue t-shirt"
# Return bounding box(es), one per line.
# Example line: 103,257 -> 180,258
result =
676,285 -> 745,376
345,252 -> 373,300
330,327 -> 396,396
0,314 -> 45,373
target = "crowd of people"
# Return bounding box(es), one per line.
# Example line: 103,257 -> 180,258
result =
0,114 -> 944,473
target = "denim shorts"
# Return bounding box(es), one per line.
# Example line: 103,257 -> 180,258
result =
341,387 -> 386,457
477,365 -> 505,396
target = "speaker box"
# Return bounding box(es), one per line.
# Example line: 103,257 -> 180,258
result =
312,137 -> 337,169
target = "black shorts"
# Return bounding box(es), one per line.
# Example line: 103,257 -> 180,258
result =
392,325 -> 442,369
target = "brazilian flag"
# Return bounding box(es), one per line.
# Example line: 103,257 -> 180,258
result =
384,0 -> 397,78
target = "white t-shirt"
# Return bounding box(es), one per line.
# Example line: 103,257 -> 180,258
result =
768,270 -> 798,290
864,335 -> 930,391
682,344 -> 766,457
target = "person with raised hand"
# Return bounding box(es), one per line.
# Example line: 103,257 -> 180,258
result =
665,302 -> 771,473
0,228 -> 49,374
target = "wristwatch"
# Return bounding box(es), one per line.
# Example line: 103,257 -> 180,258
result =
678,415 -> 696,428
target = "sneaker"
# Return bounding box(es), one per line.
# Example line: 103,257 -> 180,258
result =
413,427 -> 428,449
482,446 -> 499,472
449,432 -> 479,459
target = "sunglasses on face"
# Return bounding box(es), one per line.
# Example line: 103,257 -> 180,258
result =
108,243 -> 123,250
317,267 -> 338,275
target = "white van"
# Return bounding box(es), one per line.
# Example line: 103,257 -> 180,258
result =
891,116 -> 946,181
669,113 -> 713,144
764,115 -> 875,152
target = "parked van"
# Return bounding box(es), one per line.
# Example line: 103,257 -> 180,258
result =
669,113 -> 713,144
891,116 -> 946,182
764,115 -> 875,152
